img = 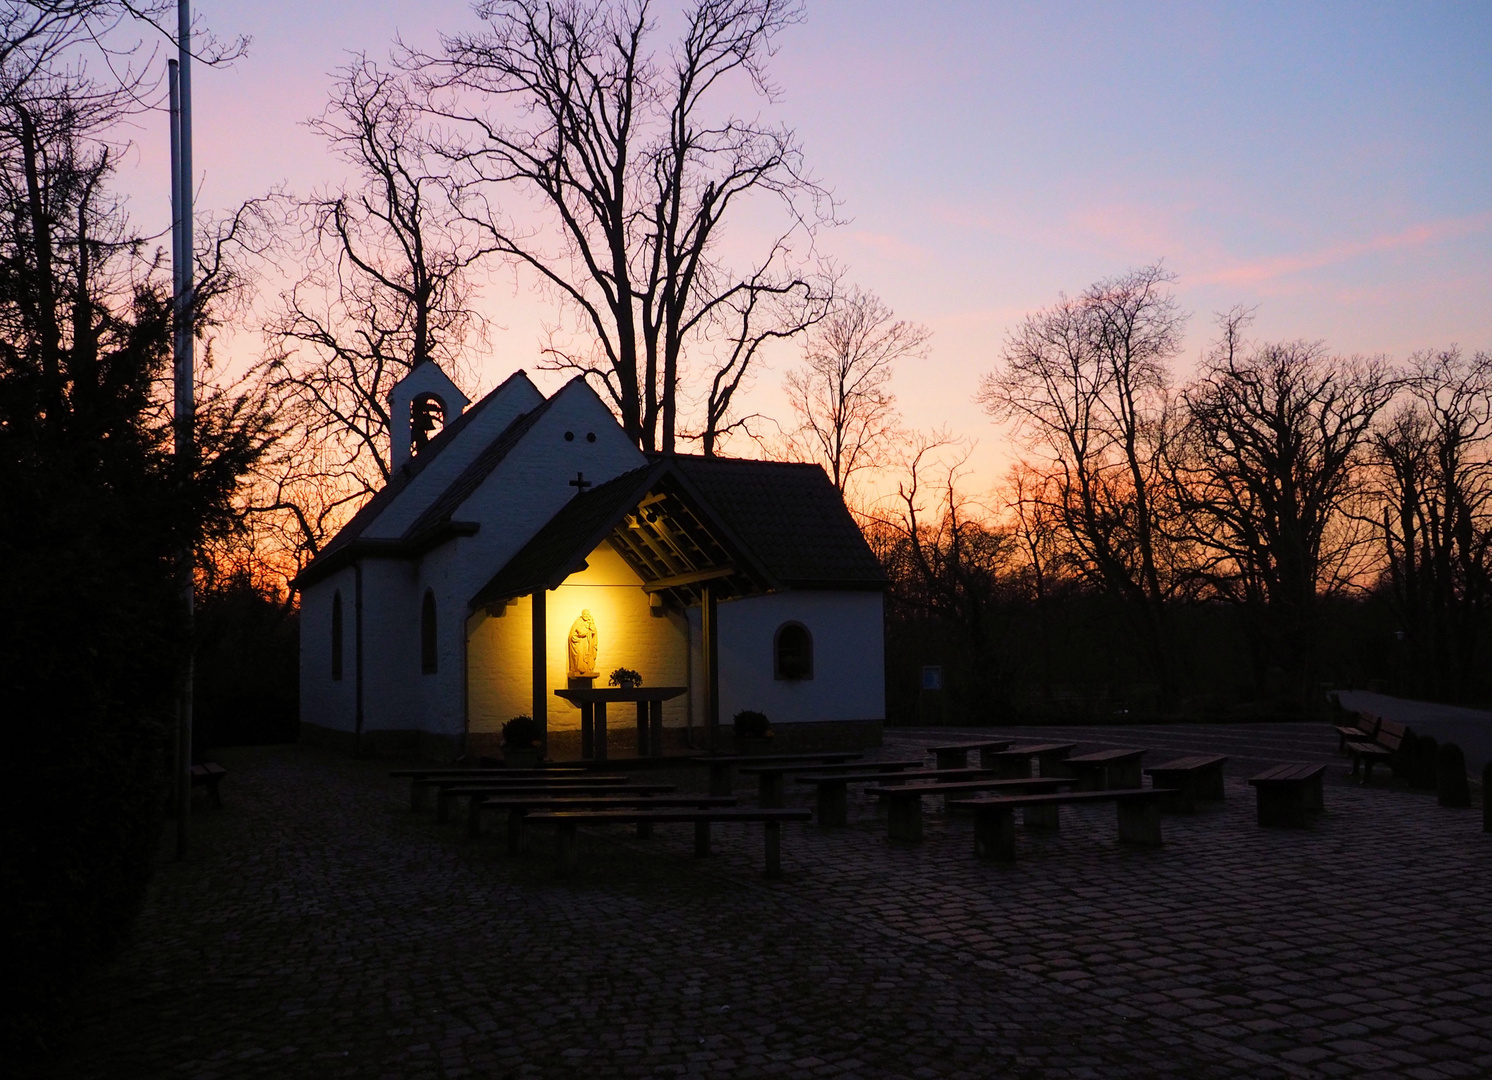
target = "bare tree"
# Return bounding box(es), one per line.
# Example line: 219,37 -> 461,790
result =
1375,347 -> 1492,699
1176,310 -> 1396,707
784,285 -> 927,494
421,0 -> 833,453
979,263 -> 1187,698
261,56 -> 489,564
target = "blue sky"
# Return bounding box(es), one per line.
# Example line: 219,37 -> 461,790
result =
121,1 -> 1492,488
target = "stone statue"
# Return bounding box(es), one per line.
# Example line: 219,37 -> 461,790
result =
567,609 -> 598,678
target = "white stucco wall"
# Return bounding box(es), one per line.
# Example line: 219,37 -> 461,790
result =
690,590 -> 886,725
299,568 -> 358,733
467,542 -> 691,736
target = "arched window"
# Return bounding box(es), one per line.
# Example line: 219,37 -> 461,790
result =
421,590 -> 438,674
331,591 -> 344,681
411,393 -> 446,454
774,622 -> 813,681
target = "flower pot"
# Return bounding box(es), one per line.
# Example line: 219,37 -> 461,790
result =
504,745 -> 543,769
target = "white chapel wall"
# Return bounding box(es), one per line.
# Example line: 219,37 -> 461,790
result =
299,568 -> 357,733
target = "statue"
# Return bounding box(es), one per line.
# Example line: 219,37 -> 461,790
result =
567,609 -> 598,678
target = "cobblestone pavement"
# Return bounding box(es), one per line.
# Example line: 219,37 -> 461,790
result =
25,723 -> 1492,1079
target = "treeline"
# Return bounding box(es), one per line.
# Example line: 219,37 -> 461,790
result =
860,267 -> 1491,723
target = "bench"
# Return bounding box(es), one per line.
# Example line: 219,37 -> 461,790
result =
949,788 -> 1176,861
1335,710 -> 1379,751
739,759 -> 924,809
525,807 -> 813,878
978,742 -> 1078,778
866,777 -> 1075,842
190,762 -> 228,808
1345,718 -> 1407,784
922,740 -> 1013,770
452,781 -> 677,836
1143,755 -> 1228,812
792,768 -> 998,826
414,773 -> 628,817
481,794 -> 738,853
697,752 -> 861,796
393,768 -> 585,811
1061,748 -> 1146,791
1247,763 -> 1327,826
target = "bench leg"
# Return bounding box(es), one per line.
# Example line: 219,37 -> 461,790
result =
1305,772 -> 1324,813
1255,785 -> 1307,828
436,790 -> 453,825
554,822 -> 578,877
817,781 -> 849,828
507,810 -> 528,855
1361,757 -> 1375,785
764,820 -> 781,879
886,795 -> 923,843
759,773 -> 785,809
1112,761 -> 1143,789
207,778 -> 223,809
709,763 -> 733,798
467,797 -> 485,839
1202,766 -> 1226,803
973,807 -> 1017,861
935,749 -> 967,770
694,819 -> 712,857
411,783 -> 431,813
989,758 -> 1031,780
1022,803 -> 1060,830
1117,800 -> 1162,846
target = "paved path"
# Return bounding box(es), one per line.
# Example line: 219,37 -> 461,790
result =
23,724 -> 1492,1079
1337,692 -> 1492,775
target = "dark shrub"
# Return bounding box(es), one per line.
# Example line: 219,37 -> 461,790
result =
1437,743 -> 1471,807
733,710 -> 773,740
501,715 -> 542,748
1411,735 -> 1440,789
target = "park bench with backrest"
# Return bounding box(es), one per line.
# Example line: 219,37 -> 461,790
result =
979,742 -> 1078,778
524,807 -> 812,878
1061,748 -> 1147,791
791,767 -> 998,826
415,774 -> 628,819
191,762 -> 228,808
948,787 -> 1175,862
738,759 -> 924,809
1335,710 -> 1379,751
922,740 -> 1013,770
1143,755 -> 1228,812
1344,719 -> 1407,784
452,781 -> 676,835
698,752 -> 861,796
479,794 -> 738,851
866,777 -> 1076,842
1247,763 -> 1327,826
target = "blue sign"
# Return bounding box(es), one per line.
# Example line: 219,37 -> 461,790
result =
921,665 -> 943,691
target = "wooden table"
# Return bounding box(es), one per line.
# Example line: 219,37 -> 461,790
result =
553,686 -> 687,760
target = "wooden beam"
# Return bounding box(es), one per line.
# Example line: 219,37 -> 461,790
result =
702,582 -> 719,754
640,566 -> 737,593
531,590 -> 547,755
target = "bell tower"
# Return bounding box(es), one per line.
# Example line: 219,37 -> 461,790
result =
387,362 -> 470,472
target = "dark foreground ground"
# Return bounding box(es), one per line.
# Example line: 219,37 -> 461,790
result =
23,723 -> 1492,1080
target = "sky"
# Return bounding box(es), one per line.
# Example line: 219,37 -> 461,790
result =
116,1 -> 1492,495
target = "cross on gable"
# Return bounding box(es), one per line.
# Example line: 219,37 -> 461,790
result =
568,471 -> 592,494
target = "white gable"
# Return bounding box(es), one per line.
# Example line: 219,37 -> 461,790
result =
388,362 -> 471,472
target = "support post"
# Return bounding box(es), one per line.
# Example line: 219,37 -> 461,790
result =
702,583 -> 719,754
531,590 -> 547,756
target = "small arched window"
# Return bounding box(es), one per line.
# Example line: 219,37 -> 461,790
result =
774,622 -> 813,681
331,591 -> 344,681
421,590 -> 438,674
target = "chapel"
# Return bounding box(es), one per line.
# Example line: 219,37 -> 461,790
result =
295,361 -> 887,760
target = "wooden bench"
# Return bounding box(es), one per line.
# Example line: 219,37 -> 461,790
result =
416,774 -> 628,818
739,759 -> 924,809
792,767 -> 998,826
922,740 -> 1013,770
1061,748 -> 1146,790
697,752 -> 861,796
480,794 -> 738,852
1335,711 -> 1379,751
525,807 -> 813,878
1247,763 -> 1327,826
1143,755 -> 1228,812
866,777 -> 1075,842
392,768 -> 585,811
1345,718 -> 1407,784
190,762 -> 228,808
452,781 -> 677,836
978,742 -> 1078,778
949,788 -> 1175,861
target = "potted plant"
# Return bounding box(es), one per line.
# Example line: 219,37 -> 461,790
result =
608,667 -> 643,690
501,714 -> 544,768
733,710 -> 774,755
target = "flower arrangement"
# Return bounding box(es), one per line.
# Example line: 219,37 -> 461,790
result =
500,714 -> 542,748
608,667 -> 643,689
732,710 -> 773,741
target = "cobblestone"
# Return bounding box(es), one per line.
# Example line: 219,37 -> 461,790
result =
20,721 -> 1492,1078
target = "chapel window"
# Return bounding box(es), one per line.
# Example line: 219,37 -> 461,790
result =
331,591 -> 344,681
774,622 -> 813,681
421,590 -> 438,674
